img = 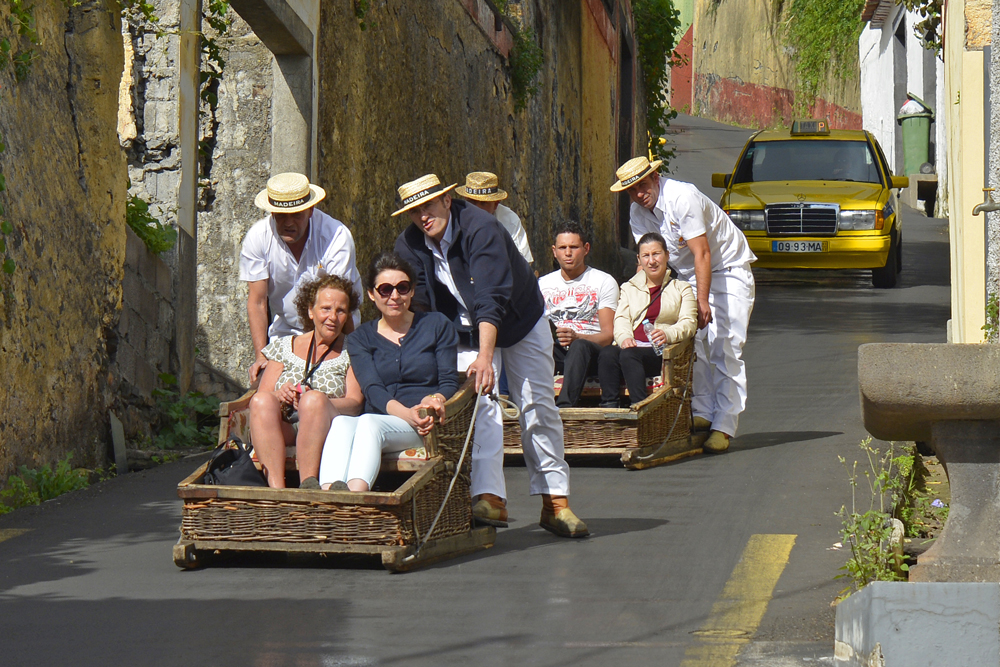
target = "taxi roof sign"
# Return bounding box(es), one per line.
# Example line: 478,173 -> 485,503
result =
790,119 -> 830,135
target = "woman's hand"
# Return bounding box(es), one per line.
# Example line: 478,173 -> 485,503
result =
276,382 -> 301,409
648,327 -> 667,346
620,337 -> 637,349
408,405 -> 436,437
420,393 -> 446,421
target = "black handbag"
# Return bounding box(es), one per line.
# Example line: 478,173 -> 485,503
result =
202,437 -> 268,487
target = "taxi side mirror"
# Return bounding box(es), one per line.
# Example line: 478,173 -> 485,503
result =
891,175 -> 909,190
712,173 -> 732,189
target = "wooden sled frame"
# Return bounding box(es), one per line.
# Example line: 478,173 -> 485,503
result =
175,380 -> 495,572
502,338 -> 706,469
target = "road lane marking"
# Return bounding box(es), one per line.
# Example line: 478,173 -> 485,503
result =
680,533 -> 797,667
0,528 -> 31,544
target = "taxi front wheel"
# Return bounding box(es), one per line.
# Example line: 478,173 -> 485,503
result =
872,231 -> 899,289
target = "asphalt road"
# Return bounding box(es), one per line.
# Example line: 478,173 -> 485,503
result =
0,115 -> 950,666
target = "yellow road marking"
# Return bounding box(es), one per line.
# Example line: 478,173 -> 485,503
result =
0,528 -> 31,544
680,533 -> 797,667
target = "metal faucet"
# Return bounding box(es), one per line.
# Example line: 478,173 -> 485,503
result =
973,188 -> 1000,215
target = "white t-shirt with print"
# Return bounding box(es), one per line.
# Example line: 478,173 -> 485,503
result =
538,266 -> 619,336
239,209 -> 362,339
629,178 -> 756,282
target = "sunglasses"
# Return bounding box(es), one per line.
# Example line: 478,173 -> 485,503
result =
374,281 -> 412,298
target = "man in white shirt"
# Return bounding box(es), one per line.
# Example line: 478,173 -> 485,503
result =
612,157 -> 756,453
538,223 -> 621,408
239,173 -> 361,384
456,171 -> 534,264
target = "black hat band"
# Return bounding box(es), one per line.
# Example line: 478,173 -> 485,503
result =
401,183 -> 444,206
269,194 -> 310,208
620,170 -> 650,188
467,186 -> 498,195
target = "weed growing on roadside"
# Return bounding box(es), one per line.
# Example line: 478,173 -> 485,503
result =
0,454 -> 90,514
983,291 -> 998,343
836,438 -> 909,593
151,373 -> 220,449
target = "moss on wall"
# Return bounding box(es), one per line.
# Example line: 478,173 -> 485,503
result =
0,0 -> 127,477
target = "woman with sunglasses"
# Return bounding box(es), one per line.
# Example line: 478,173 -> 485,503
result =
318,252 -> 459,491
250,274 -> 364,489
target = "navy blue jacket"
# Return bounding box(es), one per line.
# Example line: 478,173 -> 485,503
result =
394,199 -> 544,348
346,312 -> 459,414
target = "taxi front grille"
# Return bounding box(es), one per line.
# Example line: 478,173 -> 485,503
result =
765,203 -> 839,236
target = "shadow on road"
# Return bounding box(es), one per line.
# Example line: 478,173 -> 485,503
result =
734,431 -> 843,451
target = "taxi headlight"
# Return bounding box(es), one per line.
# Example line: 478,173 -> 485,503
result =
727,209 -> 765,231
839,210 -> 877,230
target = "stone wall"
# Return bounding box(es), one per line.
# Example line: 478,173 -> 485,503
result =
691,0 -> 862,129
0,0 -> 127,476
121,5 -> 272,383
314,1 -> 625,298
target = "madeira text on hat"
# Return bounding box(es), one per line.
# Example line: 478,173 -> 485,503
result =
456,171 -> 508,202
254,173 -> 326,213
392,174 -> 458,216
610,156 -> 663,192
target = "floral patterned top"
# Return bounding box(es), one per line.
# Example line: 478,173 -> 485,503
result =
261,335 -> 351,397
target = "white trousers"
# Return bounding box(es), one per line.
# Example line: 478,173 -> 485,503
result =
691,264 -> 755,437
318,413 -> 423,487
461,315 -> 571,498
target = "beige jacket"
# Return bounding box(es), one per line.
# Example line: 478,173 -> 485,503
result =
614,271 -> 697,349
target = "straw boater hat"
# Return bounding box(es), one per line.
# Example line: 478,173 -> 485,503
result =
254,173 -> 326,213
391,174 -> 458,216
456,172 -> 508,202
609,156 -> 663,192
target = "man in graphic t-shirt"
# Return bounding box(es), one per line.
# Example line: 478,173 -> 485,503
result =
538,223 -> 621,408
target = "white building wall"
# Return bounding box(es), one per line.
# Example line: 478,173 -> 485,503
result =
860,4 -> 905,173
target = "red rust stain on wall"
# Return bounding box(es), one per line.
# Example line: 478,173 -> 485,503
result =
694,73 -> 861,130
671,25 -> 694,113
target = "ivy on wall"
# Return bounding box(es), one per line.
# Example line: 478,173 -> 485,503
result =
785,0 -> 866,106
634,0 -> 681,165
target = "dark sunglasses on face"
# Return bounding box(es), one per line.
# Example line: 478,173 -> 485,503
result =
375,281 -> 412,298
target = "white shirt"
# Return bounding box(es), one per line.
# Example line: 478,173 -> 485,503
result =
424,214 -> 472,327
629,178 -> 756,282
239,209 -> 361,339
538,266 -> 619,336
495,203 -> 533,263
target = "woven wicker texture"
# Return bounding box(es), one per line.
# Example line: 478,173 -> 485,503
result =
181,472 -> 472,546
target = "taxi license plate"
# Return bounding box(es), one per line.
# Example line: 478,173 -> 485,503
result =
772,241 -> 826,253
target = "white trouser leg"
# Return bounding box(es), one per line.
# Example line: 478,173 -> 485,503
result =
502,316 -> 570,496
691,265 -> 754,437
318,415 -> 360,485
458,346 -> 506,500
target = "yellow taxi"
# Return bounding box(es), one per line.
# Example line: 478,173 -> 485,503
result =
712,120 -> 909,288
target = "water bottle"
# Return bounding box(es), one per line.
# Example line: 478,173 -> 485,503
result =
643,319 -> 665,355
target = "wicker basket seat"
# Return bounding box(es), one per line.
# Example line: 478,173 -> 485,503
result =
503,338 -> 704,469
175,380 -> 495,571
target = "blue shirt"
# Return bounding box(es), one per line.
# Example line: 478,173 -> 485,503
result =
346,312 -> 460,414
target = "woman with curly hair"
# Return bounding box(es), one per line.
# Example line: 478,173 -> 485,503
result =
249,274 -> 364,489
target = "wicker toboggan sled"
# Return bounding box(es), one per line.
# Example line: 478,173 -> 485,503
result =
174,380 -> 494,572
503,338 -> 707,469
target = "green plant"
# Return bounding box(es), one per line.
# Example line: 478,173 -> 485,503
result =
900,0 -> 942,55
151,373 -> 220,449
983,290 -> 998,343
836,438 -> 909,594
785,0 -> 866,107
353,0 -> 375,31
0,454 -> 90,514
633,0 -> 681,165
126,186 -> 177,254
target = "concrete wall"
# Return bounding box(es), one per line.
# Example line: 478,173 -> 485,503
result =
0,0 -> 127,475
944,0 -> 990,343
859,7 -> 941,178
314,1 -> 626,292
691,0 -> 861,130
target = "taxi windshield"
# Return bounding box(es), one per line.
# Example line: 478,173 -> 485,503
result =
732,139 -> 883,185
